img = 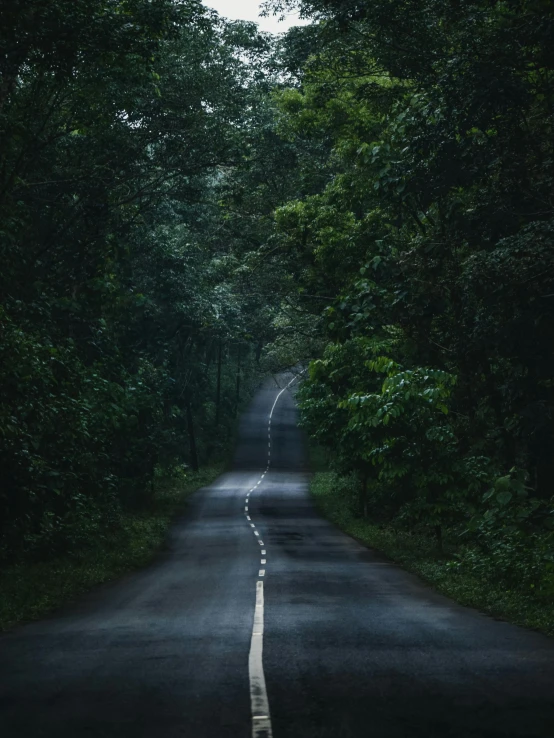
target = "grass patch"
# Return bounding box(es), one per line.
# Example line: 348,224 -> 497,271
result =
0,465 -> 222,632
311,469 -> 554,637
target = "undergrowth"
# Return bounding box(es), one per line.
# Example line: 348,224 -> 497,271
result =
311,469 -> 554,637
0,465 -> 222,632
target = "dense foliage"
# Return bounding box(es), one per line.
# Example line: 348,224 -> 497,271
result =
266,0 -> 554,593
2,1 -> 554,600
0,1 -> 293,561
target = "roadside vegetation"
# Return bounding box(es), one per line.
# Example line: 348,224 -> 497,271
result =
284,0 -> 554,634
0,2 -> 297,627
311,463 -> 554,636
0,465 -> 221,631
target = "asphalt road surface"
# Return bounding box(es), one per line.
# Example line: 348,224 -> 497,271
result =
1,374 -> 554,738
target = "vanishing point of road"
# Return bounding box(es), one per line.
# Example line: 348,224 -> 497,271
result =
1,374 -> 554,737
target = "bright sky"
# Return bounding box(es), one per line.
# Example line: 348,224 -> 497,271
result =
205,0 -> 307,34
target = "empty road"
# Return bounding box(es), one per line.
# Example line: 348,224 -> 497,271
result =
1,374 -> 554,737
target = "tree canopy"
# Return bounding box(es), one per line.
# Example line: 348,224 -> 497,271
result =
271,0 -> 554,590
1,0 -> 554,595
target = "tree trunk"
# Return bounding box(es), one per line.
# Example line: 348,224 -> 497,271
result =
215,338 -> 222,426
435,524 -> 443,554
186,400 -> 199,472
235,344 -> 241,414
150,455 -> 156,499
361,471 -> 368,518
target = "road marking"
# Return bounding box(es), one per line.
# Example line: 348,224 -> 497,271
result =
247,516 -> 251,520
269,374 -> 298,418
249,581 -> 272,738
250,523 -> 255,528
247,375 -> 300,738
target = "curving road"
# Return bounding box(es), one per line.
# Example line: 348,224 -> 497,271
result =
1,374 -> 554,738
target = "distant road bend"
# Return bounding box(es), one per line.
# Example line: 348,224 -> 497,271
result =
1,374 -> 554,738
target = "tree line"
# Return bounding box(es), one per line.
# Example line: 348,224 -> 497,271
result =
271,0 -> 554,595
2,0 -> 554,598
0,0 -> 295,561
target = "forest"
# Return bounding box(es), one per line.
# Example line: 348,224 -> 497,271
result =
1,0 -> 554,621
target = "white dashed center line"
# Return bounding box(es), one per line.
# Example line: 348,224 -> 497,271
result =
246,374 -> 299,738
249,581 -> 271,737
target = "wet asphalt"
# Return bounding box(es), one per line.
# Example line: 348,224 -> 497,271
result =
1,374 -> 553,737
